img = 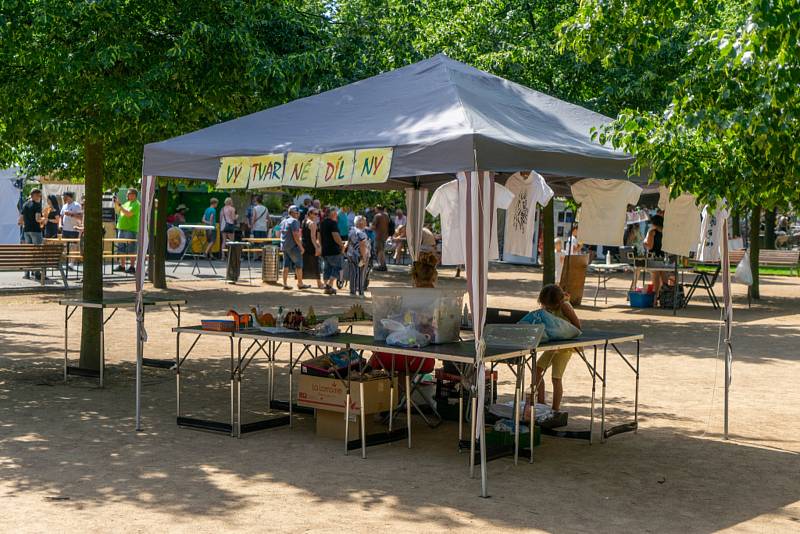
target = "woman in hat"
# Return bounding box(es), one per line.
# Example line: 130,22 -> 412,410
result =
167,204 -> 188,225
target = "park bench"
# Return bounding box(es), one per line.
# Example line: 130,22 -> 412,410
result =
0,243 -> 68,288
728,248 -> 800,276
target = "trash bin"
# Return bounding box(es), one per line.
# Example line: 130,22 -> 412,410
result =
559,253 -> 589,306
226,242 -> 244,283
262,246 -> 280,283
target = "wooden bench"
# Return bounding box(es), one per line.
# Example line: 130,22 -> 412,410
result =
728,249 -> 800,276
0,243 -> 68,287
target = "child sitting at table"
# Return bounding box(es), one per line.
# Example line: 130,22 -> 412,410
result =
528,284 -> 581,416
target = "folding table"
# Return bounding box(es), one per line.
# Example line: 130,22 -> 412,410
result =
60,296 -> 185,387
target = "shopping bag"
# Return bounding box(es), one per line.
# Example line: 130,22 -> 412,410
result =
733,252 -> 753,286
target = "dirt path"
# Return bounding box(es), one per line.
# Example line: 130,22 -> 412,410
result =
1,266 -> 799,533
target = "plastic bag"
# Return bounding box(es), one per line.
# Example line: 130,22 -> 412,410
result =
733,252 -> 753,286
382,318 -> 431,348
517,309 -> 581,342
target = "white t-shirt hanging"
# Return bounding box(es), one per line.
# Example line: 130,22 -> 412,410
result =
659,186 -> 702,256
427,178 -> 514,265
696,202 -> 730,262
503,171 -> 554,258
571,179 -> 642,246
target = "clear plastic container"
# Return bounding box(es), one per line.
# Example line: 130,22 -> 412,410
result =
484,324 -> 545,350
371,287 -> 465,344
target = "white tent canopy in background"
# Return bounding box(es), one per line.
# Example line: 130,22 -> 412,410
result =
0,167 -> 23,244
136,53 -> 643,497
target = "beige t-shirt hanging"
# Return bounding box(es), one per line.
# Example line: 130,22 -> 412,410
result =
571,179 -> 642,246
658,186 -> 702,256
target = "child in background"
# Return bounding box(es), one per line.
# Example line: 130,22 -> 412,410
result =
531,284 -> 581,415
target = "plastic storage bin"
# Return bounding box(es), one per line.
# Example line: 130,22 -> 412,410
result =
628,291 -> 655,308
371,287 -> 464,344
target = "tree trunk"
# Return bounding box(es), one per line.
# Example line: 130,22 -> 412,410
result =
542,199 -> 555,286
79,140 -> 104,370
731,208 -> 741,238
764,207 -> 777,249
151,180 -> 168,289
749,205 -> 761,300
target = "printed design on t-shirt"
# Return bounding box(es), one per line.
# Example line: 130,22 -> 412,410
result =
511,190 -> 530,233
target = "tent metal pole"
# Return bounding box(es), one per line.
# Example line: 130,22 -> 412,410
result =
721,216 -> 732,439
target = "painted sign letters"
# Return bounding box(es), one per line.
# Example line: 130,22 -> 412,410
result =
248,154 -> 285,189
352,148 -> 393,185
216,157 -> 250,189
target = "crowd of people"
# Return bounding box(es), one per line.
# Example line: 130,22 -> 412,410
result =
182,194 -> 422,296
271,198 -> 411,296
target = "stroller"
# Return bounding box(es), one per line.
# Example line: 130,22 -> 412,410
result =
337,255 -> 372,292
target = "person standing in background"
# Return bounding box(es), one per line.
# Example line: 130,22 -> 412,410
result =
346,215 -> 370,296
320,207 -> 345,295
280,205 -> 308,290
220,197 -> 237,260
202,198 -> 218,259
338,206 -> 350,238
42,194 -> 61,238
60,192 -> 83,271
19,189 -> 43,279
301,207 -> 324,289
371,204 -> 389,271
250,195 -> 269,238
298,197 -> 312,223
113,188 -> 140,274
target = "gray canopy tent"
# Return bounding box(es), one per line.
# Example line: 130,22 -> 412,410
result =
135,53 -> 642,497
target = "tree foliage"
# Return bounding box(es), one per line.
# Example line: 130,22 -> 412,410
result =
0,0 -> 330,184
558,0 -> 800,208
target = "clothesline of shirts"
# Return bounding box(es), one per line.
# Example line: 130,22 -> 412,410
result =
425,173 -> 729,265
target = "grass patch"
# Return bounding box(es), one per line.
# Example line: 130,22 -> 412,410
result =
694,265 -> 797,277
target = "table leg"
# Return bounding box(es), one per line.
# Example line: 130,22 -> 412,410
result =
530,351 -> 537,464
230,337 -> 235,437
469,394 -> 477,478
594,272 -> 601,306
513,360 -> 521,466
100,310 -> 105,388
288,344 -> 294,429
635,340 -> 640,433
601,342 -> 608,443
63,306 -> 69,383
458,387 -> 463,445
360,381 -> 367,459
344,389 -> 351,456
237,339 -> 242,438
388,355 -> 395,433
176,332 -> 181,418
589,347 -> 597,445
405,372 -> 412,449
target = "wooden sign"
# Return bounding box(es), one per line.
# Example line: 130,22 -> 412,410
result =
316,150 -> 355,188
248,154 -> 285,189
282,152 -> 320,188
216,157 -> 250,189
352,148 -> 392,185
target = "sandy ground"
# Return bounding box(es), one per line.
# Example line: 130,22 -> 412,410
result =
1,264 -> 799,533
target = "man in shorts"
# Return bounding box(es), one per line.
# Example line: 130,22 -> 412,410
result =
280,205 -> 308,290
320,207 -> 345,294
114,188 -> 140,274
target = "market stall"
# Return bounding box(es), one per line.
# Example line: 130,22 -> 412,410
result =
137,53 -> 647,496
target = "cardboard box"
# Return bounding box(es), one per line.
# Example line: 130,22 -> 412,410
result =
315,409 -> 386,440
297,374 -> 398,414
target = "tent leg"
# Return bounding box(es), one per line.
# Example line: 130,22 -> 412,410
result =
479,402 -> 488,498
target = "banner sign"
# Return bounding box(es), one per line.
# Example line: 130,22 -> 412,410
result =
218,147 -> 393,190
216,157 -> 250,189
316,150 -> 356,188
352,148 -> 393,185
282,152 -> 320,188
248,154 -> 285,189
